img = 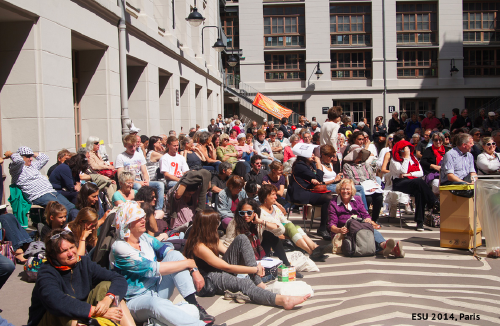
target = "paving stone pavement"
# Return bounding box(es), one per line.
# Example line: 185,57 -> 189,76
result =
1,212 -> 500,326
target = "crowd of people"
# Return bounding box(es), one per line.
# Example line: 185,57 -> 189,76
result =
0,106 -> 499,326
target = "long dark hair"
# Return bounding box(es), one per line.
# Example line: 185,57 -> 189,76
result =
184,210 -> 221,259
233,198 -> 261,236
147,136 -> 161,155
135,186 -> 157,204
75,183 -> 100,210
66,153 -> 89,178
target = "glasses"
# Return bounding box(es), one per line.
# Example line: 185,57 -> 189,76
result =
94,142 -> 99,145
433,139 -> 443,143
486,142 -> 496,146
23,154 -> 34,158
388,138 -> 393,141
238,210 -> 254,216
50,230 -> 71,240
254,162 -> 262,165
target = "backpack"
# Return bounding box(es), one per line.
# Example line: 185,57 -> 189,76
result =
341,217 -> 376,257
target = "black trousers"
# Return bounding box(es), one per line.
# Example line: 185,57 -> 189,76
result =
307,193 -> 332,232
365,192 -> 383,222
392,178 -> 437,223
261,230 -> 291,266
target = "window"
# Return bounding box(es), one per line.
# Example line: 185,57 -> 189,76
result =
264,6 -> 305,47
330,4 -> 371,46
264,53 -> 305,81
331,51 -> 372,79
463,2 -> 500,43
400,98 -> 436,118
396,2 -> 438,44
397,49 -> 438,77
222,12 -> 239,49
464,48 -> 500,75
332,100 -> 371,124
225,65 -> 240,87
465,97 -> 495,112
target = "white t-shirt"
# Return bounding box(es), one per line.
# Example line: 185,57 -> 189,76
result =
115,151 -> 147,181
159,153 -> 190,178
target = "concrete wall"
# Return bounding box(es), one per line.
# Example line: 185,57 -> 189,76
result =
0,0 -> 224,201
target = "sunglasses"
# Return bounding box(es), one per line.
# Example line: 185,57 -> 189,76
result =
254,162 -> 262,165
23,154 -> 34,158
486,142 -> 496,146
94,142 -> 99,145
433,138 -> 443,142
388,138 -> 393,141
50,230 -> 71,240
238,210 -> 254,216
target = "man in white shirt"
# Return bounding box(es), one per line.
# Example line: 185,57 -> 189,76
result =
320,106 -> 343,151
160,136 -> 190,189
116,135 -> 165,212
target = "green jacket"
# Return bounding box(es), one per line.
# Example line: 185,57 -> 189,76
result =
8,184 -> 31,228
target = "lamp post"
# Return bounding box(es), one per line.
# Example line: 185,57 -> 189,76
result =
307,61 -> 324,85
450,59 -> 459,76
227,48 -> 238,67
201,26 -> 225,54
186,6 -> 205,27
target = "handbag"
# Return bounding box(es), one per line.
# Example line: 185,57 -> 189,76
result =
0,228 -> 16,264
292,174 -> 330,194
97,169 -> 116,178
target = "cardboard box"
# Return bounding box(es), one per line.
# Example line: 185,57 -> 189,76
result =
440,189 -> 481,249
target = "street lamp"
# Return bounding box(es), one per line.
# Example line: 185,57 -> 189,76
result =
308,61 -> 323,85
201,26 -> 226,54
228,54 -> 238,67
450,59 -> 459,76
186,7 -> 205,27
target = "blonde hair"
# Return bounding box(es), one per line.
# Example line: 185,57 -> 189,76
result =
67,207 -> 98,248
220,134 -> 230,141
335,178 -> 356,196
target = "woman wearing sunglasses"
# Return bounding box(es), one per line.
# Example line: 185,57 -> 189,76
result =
184,207 -> 310,309
477,137 -> 500,175
28,229 -> 134,326
421,132 -> 450,195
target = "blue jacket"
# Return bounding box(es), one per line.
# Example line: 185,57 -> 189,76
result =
28,255 -> 127,326
216,187 -> 247,219
49,163 -> 76,191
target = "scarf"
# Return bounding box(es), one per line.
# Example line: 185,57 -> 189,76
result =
392,140 -> 420,179
245,231 -> 265,261
47,255 -> 81,272
432,144 -> 445,165
112,201 -> 146,239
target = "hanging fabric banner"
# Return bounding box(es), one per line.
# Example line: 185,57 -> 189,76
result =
252,93 -> 293,119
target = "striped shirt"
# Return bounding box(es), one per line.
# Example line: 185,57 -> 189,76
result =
9,153 -> 55,202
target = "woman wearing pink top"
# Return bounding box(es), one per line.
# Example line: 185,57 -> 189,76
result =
283,134 -> 299,162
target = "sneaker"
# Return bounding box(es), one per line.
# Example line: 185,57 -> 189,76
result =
261,274 -> 275,283
391,241 -> 405,258
382,239 -> 396,258
416,223 -> 425,231
223,290 -> 251,304
196,303 -> 215,323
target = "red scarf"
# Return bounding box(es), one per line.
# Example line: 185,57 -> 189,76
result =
432,144 -> 445,165
47,256 -> 81,272
392,140 -> 420,179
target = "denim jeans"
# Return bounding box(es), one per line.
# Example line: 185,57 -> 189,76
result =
0,253 -> 15,290
205,161 -> 221,172
0,214 -> 33,251
126,250 -> 205,326
326,184 -> 368,210
374,229 -> 386,252
32,191 -> 75,214
133,182 -> 165,211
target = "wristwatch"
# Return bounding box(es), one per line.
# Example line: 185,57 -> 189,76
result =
190,267 -> 199,275
106,293 -> 115,301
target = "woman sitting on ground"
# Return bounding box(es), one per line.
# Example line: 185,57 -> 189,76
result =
183,208 -> 310,309
39,201 -> 67,242
342,145 -> 383,227
68,182 -> 107,223
328,179 -> 404,258
110,201 -> 216,326
421,132 -> 450,195
27,229 -> 134,326
286,144 -> 332,241
476,137 -> 500,175
216,175 -> 247,229
262,161 -> 288,208
216,134 -> 238,169
67,207 -> 99,256
223,199 -> 295,270
112,171 -> 137,206
388,140 -> 439,231
258,184 -> 331,261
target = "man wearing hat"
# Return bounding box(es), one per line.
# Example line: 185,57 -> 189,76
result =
483,112 -> 499,134
4,147 -> 76,213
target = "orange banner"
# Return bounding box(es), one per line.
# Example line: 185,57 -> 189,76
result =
252,93 -> 293,119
